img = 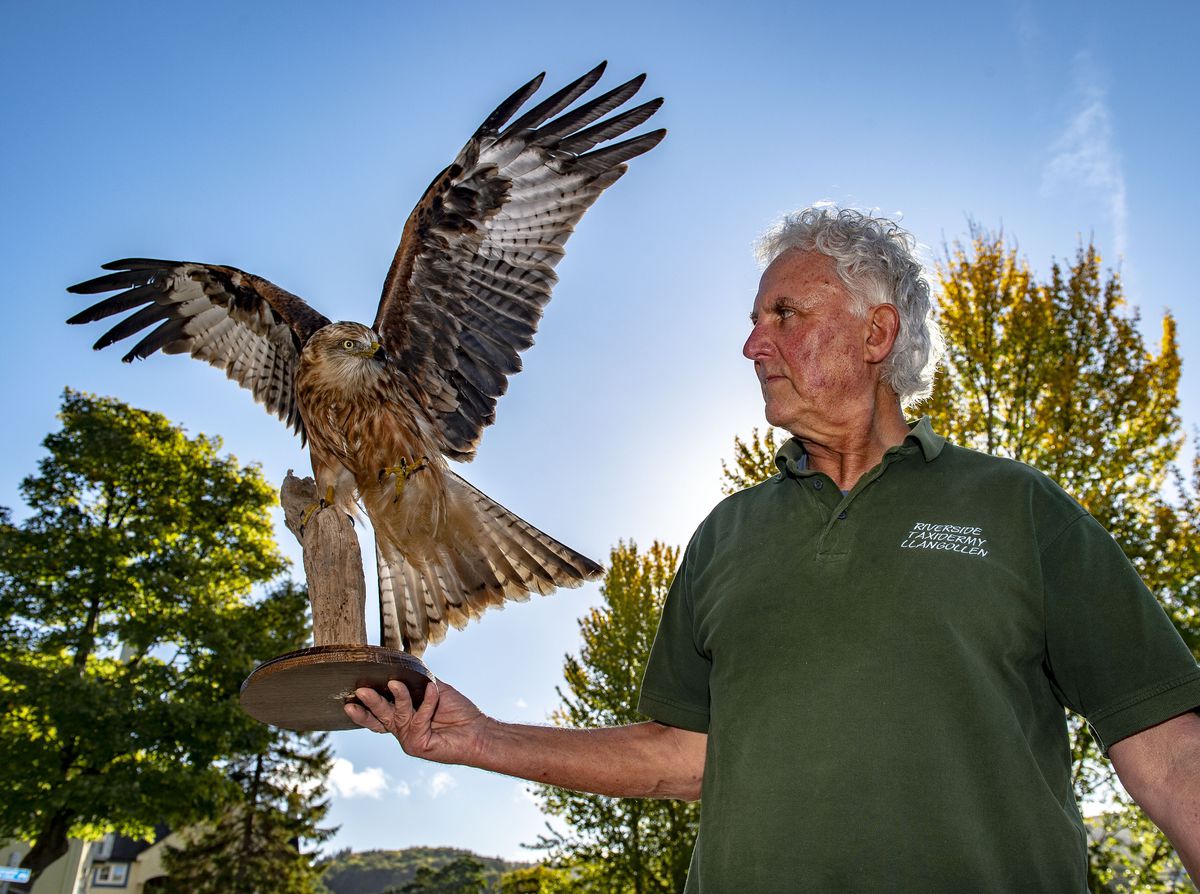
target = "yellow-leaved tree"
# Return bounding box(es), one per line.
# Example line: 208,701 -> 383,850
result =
930,229 -> 1195,892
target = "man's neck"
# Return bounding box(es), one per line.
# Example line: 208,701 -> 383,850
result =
794,397 -> 911,492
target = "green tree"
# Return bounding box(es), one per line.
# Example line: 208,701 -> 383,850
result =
0,390 -> 296,884
387,854 -> 488,893
163,583 -> 334,894
314,847 -> 521,894
721,230 -> 1198,890
499,863 -> 579,893
533,541 -> 699,894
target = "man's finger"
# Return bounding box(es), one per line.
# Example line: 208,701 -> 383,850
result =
353,685 -> 402,731
407,678 -> 440,728
353,686 -> 391,714
386,679 -> 415,718
343,700 -> 386,733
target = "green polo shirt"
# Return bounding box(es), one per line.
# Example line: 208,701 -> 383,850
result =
638,419 -> 1200,892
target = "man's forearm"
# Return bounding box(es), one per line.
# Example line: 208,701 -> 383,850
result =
1111,711 -> 1200,882
469,719 -> 705,801
1143,761 -> 1200,880
346,680 -> 707,802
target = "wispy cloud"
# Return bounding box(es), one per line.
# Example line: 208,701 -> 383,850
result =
1041,51 -> 1128,257
1012,0 -> 1041,64
328,757 -> 392,799
429,771 -> 457,799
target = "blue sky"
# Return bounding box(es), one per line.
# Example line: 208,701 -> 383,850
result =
3,0 -> 1197,863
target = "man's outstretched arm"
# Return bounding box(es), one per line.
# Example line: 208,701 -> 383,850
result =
345,679 -> 707,801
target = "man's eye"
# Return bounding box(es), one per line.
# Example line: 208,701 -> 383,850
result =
777,307 -> 795,319
343,339 -> 355,349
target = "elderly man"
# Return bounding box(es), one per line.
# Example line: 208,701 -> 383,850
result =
347,207 -> 1200,891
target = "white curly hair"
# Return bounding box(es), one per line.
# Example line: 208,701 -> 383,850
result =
755,206 -> 944,408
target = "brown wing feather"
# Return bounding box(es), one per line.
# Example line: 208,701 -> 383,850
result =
373,63 -> 666,461
374,470 -> 603,656
67,259 -> 331,437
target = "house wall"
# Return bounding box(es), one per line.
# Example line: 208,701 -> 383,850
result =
2,833 -> 183,894
80,833 -> 182,894
0,839 -> 88,894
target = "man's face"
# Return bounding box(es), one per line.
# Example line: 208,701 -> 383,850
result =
742,249 -> 874,436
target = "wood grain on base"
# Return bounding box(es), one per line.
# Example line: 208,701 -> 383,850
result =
240,644 -> 433,731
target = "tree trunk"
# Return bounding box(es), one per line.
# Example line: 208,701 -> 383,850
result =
16,806 -> 76,891
232,753 -> 264,891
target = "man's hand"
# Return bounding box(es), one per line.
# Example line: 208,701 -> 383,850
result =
344,679 -> 491,766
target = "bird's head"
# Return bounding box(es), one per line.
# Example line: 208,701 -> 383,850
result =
302,322 -> 390,389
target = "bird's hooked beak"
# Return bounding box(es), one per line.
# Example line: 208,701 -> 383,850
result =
371,343 -> 389,364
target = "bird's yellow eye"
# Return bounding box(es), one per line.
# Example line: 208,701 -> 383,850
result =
343,339 -> 355,350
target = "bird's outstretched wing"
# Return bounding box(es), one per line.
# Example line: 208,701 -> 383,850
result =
67,260 -> 330,437
373,62 -> 665,461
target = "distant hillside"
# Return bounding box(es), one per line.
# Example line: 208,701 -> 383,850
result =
317,846 -> 532,894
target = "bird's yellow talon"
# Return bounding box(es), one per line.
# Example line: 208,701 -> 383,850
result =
298,501 -> 320,532
381,456 -> 430,501
298,486 -> 337,532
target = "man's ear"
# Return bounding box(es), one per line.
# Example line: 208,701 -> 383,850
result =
864,303 -> 901,364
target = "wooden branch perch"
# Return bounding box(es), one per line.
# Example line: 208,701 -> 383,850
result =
280,471 -> 368,646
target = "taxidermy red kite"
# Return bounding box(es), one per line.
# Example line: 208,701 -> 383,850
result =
68,63 -> 664,656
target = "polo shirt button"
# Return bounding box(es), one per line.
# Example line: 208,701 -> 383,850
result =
838,511 -> 847,520
812,479 -> 823,490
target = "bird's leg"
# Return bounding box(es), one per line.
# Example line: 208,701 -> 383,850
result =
298,484 -> 336,532
380,456 -> 430,502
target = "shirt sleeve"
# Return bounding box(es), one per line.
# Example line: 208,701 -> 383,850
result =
1041,512 -> 1200,753
637,538 -> 712,733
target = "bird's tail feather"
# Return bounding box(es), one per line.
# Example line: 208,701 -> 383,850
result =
376,471 -> 602,656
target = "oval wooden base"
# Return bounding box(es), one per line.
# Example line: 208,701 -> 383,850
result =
240,644 -> 435,732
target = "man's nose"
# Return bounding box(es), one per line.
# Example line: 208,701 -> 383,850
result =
743,323 -> 768,361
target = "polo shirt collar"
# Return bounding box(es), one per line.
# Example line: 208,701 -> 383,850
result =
775,437 -> 809,477
774,416 -> 945,477
905,416 -> 945,461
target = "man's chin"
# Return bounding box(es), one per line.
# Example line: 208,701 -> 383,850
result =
761,401 -> 789,429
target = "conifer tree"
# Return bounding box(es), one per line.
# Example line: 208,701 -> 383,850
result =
163,715 -> 334,894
